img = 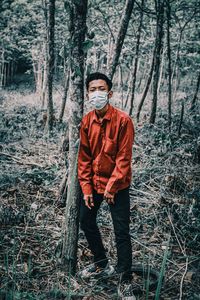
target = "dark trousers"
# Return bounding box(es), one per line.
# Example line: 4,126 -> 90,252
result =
80,186 -> 132,281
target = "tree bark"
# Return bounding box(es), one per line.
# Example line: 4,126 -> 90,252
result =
61,0 -> 88,275
172,11 -> 196,85
106,34 -> 114,72
136,49 -> 155,122
178,101 -> 184,137
58,67 -> 70,123
41,42 -> 48,108
0,50 -> 5,88
45,0 -> 56,132
124,62 -> 133,109
149,0 -> 165,124
191,72 -> 200,111
119,65 -> 124,109
157,42 -> 165,93
108,0 -> 135,80
166,0 -> 172,129
129,0 -> 144,116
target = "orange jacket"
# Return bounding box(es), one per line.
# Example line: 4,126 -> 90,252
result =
78,103 -> 134,195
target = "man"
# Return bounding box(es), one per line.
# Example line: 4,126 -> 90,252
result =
77,72 -> 135,291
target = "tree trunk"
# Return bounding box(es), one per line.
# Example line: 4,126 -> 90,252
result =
178,101 -> 184,137
149,0 -> 165,124
108,0 -> 135,80
61,0 -> 88,275
136,49 -> 155,122
41,59 -> 48,108
107,34 -> 114,72
124,63 -> 133,109
58,68 -> 70,122
3,64 -> 6,87
166,0 -> 172,129
120,65 -> 124,109
191,72 -> 200,111
0,50 -> 5,88
172,12 -> 196,95
40,2 -> 49,107
129,0 -> 144,116
45,0 -> 56,132
157,42 -> 165,94
40,42 -> 48,108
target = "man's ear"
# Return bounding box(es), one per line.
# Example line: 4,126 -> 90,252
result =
108,91 -> 113,99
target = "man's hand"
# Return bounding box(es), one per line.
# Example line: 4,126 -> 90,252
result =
104,190 -> 115,204
83,194 -> 94,209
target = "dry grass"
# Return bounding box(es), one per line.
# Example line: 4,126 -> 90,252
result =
0,87 -> 199,299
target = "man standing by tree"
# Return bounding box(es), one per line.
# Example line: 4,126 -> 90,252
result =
78,72 -> 135,295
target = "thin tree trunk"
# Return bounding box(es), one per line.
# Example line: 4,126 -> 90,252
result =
96,50 -> 101,70
136,49 -> 155,122
0,50 -> 4,88
61,0 -> 88,275
149,0 -> 165,124
129,0 -> 144,116
171,32 -> 182,86
31,49 -> 38,92
11,61 -> 14,83
40,1 -> 48,107
172,11 -> 196,100
3,63 -> 7,87
191,72 -> 200,111
136,57 -> 148,93
117,65 -> 121,91
108,0 -> 135,80
54,49 -> 58,78
178,101 -> 184,137
41,44 -> 48,108
41,67 -> 47,108
45,0 -> 55,132
7,62 -> 10,85
107,34 -> 114,72
157,42 -> 165,93
120,65 -> 124,109
124,62 -> 133,109
58,68 -> 70,122
166,0 -> 172,129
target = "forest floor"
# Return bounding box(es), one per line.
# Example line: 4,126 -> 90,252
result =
0,85 -> 200,300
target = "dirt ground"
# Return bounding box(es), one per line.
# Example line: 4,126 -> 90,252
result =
0,87 -> 200,299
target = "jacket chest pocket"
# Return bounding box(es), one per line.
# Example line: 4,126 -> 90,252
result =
104,137 -> 117,156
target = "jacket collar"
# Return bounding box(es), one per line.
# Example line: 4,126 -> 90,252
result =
91,103 -> 113,123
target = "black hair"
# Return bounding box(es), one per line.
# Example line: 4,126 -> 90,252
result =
85,72 -> 113,91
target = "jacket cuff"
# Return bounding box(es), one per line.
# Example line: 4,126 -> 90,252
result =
105,183 -> 117,195
81,183 -> 93,195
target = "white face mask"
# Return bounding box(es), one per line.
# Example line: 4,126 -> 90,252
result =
88,91 -> 109,110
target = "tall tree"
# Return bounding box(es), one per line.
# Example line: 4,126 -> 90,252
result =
171,10 -> 197,91
149,0 -> 165,124
166,0 -> 172,129
191,71 -> 200,112
58,67 -> 70,123
136,48 -> 156,122
129,0 -> 144,116
45,0 -> 56,132
108,0 -> 135,80
61,0 -> 88,275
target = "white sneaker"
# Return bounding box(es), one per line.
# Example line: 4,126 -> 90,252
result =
78,262 -> 115,279
117,283 -> 137,300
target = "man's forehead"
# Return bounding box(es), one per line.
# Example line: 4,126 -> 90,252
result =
88,79 -> 108,88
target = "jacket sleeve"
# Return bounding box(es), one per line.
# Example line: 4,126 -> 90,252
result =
77,119 -> 93,195
105,117 -> 134,194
